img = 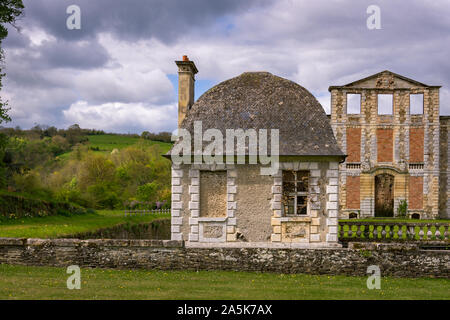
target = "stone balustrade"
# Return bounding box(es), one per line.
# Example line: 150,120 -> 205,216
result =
338,221 -> 450,243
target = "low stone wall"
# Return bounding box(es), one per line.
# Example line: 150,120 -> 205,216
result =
0,238 -> 448,278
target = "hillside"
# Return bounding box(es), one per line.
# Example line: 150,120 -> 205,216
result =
88,134 -> 172,154
1,128 -> 173,213
58,134 -> 172,159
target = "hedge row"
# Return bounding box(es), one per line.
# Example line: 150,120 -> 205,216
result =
62,219 -> 171,240
0,193 -> 89,220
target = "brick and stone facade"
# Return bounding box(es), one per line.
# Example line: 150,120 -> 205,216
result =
169,59 -> 345,247
171,65 -> 448,250
330,70 -> 448,219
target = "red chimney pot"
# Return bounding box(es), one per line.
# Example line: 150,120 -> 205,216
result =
182,55 -> 189,61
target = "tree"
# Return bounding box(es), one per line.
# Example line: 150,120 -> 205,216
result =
0,0 -> 25,123
0,1 -> 25,187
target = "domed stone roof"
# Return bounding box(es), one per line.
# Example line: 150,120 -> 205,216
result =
175,71 -> 344,157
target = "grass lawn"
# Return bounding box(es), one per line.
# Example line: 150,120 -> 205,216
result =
87,134 -> 172,154
0,264 -> 448,300
0,210 -> 170,238
58,134 -> 172,159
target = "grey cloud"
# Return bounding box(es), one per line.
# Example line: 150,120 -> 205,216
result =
22,0 -> 269,43
2,26 -> 29,48
2,0 -> 450,133
7,37 -> 109,72
38,38 -> 109,69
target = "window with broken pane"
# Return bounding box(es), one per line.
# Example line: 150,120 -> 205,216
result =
282,170 -> 309,215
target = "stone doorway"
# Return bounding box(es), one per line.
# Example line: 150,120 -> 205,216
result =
375,174 -> 394,217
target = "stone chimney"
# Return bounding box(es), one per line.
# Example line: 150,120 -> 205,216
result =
175,55 -> 198,127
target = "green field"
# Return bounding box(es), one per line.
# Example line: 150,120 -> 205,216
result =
58,134 -> 172,159
87,134 -> 172,153
0,264 -> 448,300
0,210 -> 170,238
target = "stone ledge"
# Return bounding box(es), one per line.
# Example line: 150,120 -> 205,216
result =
0,237 -> 26,246
348,242 -> 419,251
0,238 -> 184,248
185,241 -> 342,249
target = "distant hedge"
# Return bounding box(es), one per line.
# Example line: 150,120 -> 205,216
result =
62,219 -> 171,240
0,193 -> 89,220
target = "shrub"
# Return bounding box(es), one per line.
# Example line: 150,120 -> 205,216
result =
397,200 -> 408,217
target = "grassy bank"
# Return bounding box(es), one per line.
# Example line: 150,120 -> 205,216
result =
87,134 -> 172,154
0,264 -> 448,300
0,210 -> 170,238
58,134 -> 172,159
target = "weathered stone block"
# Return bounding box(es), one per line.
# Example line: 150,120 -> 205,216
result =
172,169 -> 183,178
189,186 -> 199,194
271,218 -> 281,226
189,169 -> 199,178
188,201 -> 199,210
228,185 -> 237,194
271,233 -> 281,242
191,210 -> 199,217
172,186 -> 183,194
172,201 -> 182,209
171,209 -> 181,217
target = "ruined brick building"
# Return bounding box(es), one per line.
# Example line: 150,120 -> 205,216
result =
169,58 -> 448,248
330,70 -> 449,219
169,56 -> 345,247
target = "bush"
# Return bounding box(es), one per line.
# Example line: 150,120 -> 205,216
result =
0,192 -> 88,219
397,200 -> 408,217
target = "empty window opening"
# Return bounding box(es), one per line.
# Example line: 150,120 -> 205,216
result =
282,170 -> 309,215
410,94 -> 424,115
349,212 -> 358,219
411,213 -> 421,220
378,94 -> 393,115
347,94 -> 361,114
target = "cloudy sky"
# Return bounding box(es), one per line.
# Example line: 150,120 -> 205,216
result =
2,0 -> 450,133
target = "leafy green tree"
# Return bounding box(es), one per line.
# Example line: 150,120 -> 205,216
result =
0,0 -> 25,187
0,0 -> 25,123
136,182 -> 159,202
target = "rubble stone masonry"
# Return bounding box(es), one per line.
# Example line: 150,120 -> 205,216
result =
0,238 -> 447,278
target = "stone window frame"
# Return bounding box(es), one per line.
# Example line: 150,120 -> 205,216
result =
187,164 -> 237,243
271,162 -> 317,243
281,170 -> 310,216
270,161 -> 339,244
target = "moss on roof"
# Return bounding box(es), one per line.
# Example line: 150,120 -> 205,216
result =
172,72 -> 344,157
